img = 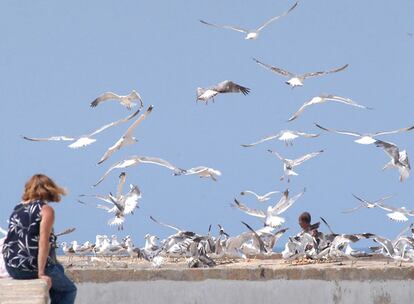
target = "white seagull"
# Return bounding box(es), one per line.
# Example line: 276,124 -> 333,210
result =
98,105 -> 154,164
199,2 -> 298,40
240,190 -> 280,202
342,194 -> 393,214
288,94 -> 371,122
232,189 -> 305,228
376,202 -> 414,223
375,140 -> 411,182
196,80 -> 250,104
91,90 -> 143,110
179,166 -> 222,181
242,130 -> 319,147
267,149 -> 323,182
315,123 -> 414,145
253,58 -> 348,88
23,109 -> 140,149
93,156 -> 184,187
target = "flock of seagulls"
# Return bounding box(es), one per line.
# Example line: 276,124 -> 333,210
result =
18,2 -> 414,268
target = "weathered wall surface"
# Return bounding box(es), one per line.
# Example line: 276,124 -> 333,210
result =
75,279 -> 414,304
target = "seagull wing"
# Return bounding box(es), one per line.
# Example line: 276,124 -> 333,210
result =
252,58 -> 294,77
314,123 -> 361,137
291,150 -> 323,166
375,140 -> 400,162
199,20 -> 249,33
90,92 -> 121,108
322,94 -> 372,110
149,216 -> 182,233
241,132 -> 281,147
78,194 -> 113,204
116,172 -> 127,198
240,190 -> 260,200
231,199 -> 266,218
262,191 -> 281,198
97,105 -> 153,164
22,135 -> 75,142
342,205 -> 364,214
302,64 -> 349,79
256,2 -> 299,32
271,189 -> 304,215
241,221 -> 266,253
93,158 -> 137,187
214,80 -> 250,95
123,186 -> 141,214
267,149 -> 285,162
374,125 -> 414,136
287,101 -> 312,122
88,109 -> 141,137
294,131 -> 320,138
55,227 -> 76,237
376,202 -> 399,212
138,156 -> 183,172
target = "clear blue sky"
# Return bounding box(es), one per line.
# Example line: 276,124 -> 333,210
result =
1,1 -> 414,248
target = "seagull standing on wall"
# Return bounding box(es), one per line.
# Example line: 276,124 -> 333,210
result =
199,2 -> 298,40
253,58 -> 348,88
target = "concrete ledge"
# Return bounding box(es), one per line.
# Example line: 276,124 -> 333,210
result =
0,278 -> 49,304
62,258 -> 414,283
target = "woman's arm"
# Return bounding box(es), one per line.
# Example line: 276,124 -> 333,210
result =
38,204 -> 54,279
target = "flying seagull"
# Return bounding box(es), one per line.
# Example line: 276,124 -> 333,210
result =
315,123 -> 414,145
91,90 -> 143,110
253,58 -> 348,88
93,156 -> 184,187
98,105 -> 154,164
376,202 -> 414,223
232,189 -> 305,228
288,94 -> 371,122
267,149 -> 323,182
342,194 -> 393,214
240,190 -> 280,202
179,166 -> 222,181
23,109 -> 140,149
199,2 -> 298,40
196,80 -> 250,104
375,140 -> 411,182
242,130 -> 319,147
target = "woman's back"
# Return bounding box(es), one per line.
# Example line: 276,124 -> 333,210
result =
3,200 -> 56,271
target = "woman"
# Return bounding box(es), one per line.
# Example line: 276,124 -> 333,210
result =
2,174 -> 77,304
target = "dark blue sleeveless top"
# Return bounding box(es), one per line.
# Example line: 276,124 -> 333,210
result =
2,200 -> 56,271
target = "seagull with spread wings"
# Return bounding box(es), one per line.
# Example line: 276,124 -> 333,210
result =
98,105 -> 154,164
288,94 -> 371,122
376,202 -> 414,223
232,189 -> 305,228
196,80 -> 250,104
93,156 -> 184,187
23,109 -> 140,149
199,2 -> 298,40
315,123 -> 414,145
267,149 -> 323,182
242,130 -> 319,147
253,58 -> 348,88
179,166 -> 222,181
375,140 -> 411,182
240,190 -> 280,202
342,194 -> 393,214
91,90 -> 143,110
